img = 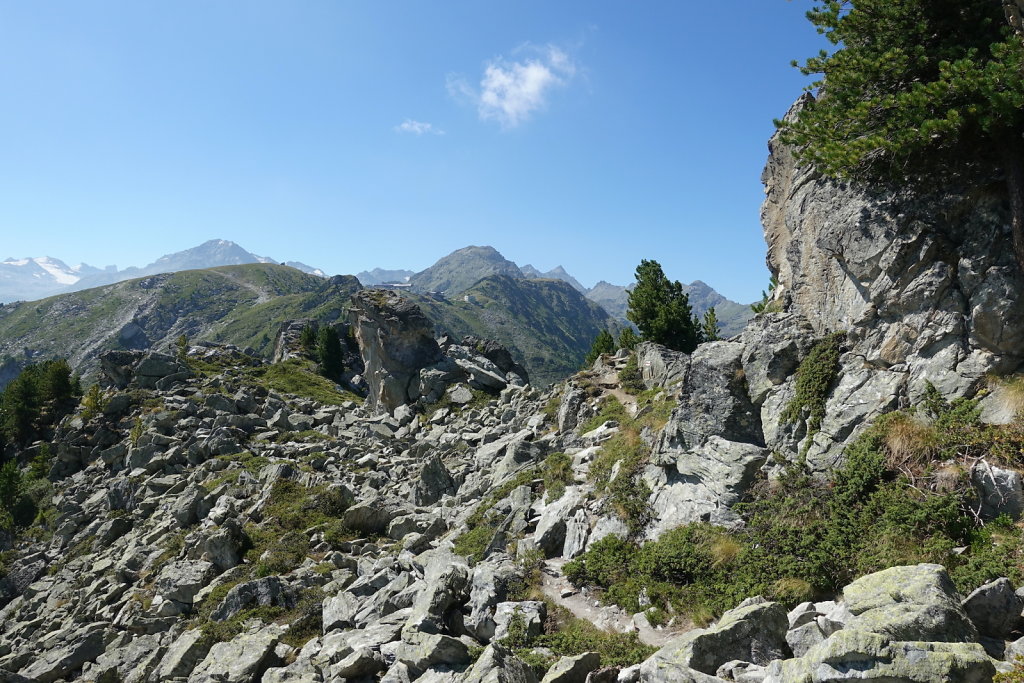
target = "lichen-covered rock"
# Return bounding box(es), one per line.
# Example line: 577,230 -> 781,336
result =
188,623 -> 286,682
843,564 -> 976,642
462,643 -> 539,683
640,597 -> 789,676
763,629 -> 996,682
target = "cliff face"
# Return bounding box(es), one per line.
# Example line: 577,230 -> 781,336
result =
762,95 -> 1024,402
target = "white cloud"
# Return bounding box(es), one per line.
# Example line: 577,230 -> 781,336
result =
395,119 -> 444,135
450,45 -> 577,129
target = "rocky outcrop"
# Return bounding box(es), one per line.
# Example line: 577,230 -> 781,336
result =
760,95 -> 1024,447
348,289 -> 445,412
348,289 -> 529,414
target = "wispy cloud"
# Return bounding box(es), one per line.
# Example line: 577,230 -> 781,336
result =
448,45 -> 577,129
394,119 -> 444,135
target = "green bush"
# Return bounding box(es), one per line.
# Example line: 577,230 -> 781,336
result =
565,406 -> 1024,622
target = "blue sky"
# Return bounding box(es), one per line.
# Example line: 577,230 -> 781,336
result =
0,2 -> 824,303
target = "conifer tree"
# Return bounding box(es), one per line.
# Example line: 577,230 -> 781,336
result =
626,260 -> 701,353
702,307 -> 720,342
317,326 -> 344,381
583,330 -> 616,367
617,327 -> 640,351
779,0 -> 1024,268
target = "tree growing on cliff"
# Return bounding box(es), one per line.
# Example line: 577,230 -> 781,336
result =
779,0 -> 1024,268
626,260 -> 701,353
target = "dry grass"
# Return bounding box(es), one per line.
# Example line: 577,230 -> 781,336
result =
710,537 -> 742,569
772,577 -> 814,604
882,413 -> 937,471
989,375 -> 1024,417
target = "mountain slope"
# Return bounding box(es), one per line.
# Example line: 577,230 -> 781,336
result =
411,274 -> 617,386
0,264 -> 359,386
408,245 -> 523,294
0,264 -> 615,389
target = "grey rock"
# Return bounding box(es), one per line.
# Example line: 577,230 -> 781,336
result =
188,623 -> 285,682
533,488 -> 584,558
843,563 -> 976,642
961,577 -> 1021,639
394,631 -> 470,674
462,643 -> 540,683
640,597 -> 788,676
449,384 -> 475,405
493,601 -> 547,641
646,437 -> 768,538
348,289 -> 444,413
404,553 -> 470,634
541,652 -> 601,683
657,342 -> 762,453
323,591 -> 362,632
153,629 -> 211,680
562,508 -> 590,560
210,576 -> 296,622
636,342 -> 689,390
413,455 -> 458,506
156,559 -> 216,606
19,623 -> 107,683
344,497 -> 408,535
971,460 -> 1024,521
328,646 -> 387,679
763,629 -> 995,682
465,558 -> 522,643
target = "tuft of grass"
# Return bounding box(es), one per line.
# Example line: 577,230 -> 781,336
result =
542,452 -> 573,503
879,412 -> 937,471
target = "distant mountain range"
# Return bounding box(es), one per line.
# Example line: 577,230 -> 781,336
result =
2,239 -> 752,344
0,240 -> 324,303
385,244 -> 753,337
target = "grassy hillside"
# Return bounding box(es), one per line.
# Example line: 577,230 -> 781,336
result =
0,265 -> 359,385
0,264 -> 614,390
411,275 -> 618,386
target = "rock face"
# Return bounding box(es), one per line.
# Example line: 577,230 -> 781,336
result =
763,95 -> 1024,404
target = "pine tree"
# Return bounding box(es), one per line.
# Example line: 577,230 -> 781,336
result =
300,324 -> 318,358
617,327 -> 640,351
779,0 -> 1024,267
317,326 -> 344,381
583,330 -> 616,368
702,307 -> 720,342
626,260 -> 701,353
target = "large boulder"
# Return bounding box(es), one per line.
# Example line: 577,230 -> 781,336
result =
842,564 -> 977,642
763,629 -> 995,682
188,623 -> 286,682
348,289 -> 444,413
646,437 -> 768,537
640,597 -> 789,676
462,643 -> 539,683
657,342 -> 763,453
